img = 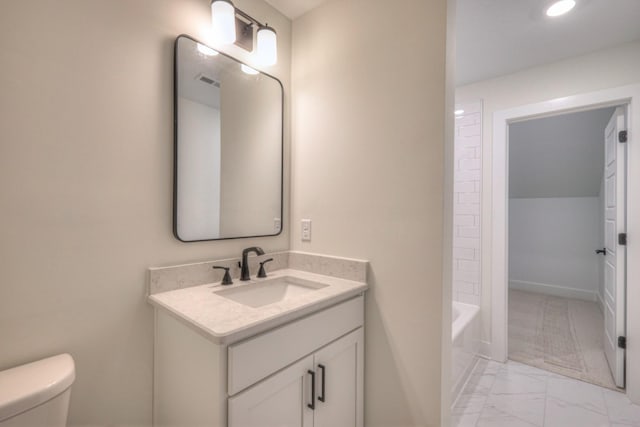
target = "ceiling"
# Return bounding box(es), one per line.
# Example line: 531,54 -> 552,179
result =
264,0 -> 329,19
509,107 -> 615,199
457,0 -> 640,86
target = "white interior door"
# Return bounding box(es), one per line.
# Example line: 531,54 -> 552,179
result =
603,106 -> 627,388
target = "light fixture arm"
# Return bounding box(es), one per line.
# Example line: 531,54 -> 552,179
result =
210,0 -> 278,65
234,8 -> 270,31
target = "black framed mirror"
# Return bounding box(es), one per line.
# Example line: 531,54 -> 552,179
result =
173,35 -> 283,242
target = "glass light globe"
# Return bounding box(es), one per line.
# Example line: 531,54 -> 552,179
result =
257,26 -> 277,66
211,0 -> 236,44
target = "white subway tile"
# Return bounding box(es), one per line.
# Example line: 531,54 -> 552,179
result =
454,269 -> 480,283
454,115 -> 477,126
460,124 -> 481,138
456,147 -> 477,160
456,103 -> 481,114
454,182 -> 475,193
459,226 -> 480,238
454,215 -> 475,226
453,247 -> 475,260
454,280 -> 475,294
456,136 -> 480,148
460,158 -> 481,170
454,237 -> 480,249
458,260 -> 480,272
455,204 -> 480,215
456,292 -> 480,305
459,193 -> 480,204
455,170 -> 481,182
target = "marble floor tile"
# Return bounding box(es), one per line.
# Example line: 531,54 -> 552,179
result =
454,392 -> 489,415
463,372 -> 497,395
454,358 -> 640,427
482,393 -> 545,426
452,412 -> 480,427
604,388 -> 640,426
544,395 -> 610,427
476,412 -> 540,427
547,376 -> 607,415
490,370 -> 547,395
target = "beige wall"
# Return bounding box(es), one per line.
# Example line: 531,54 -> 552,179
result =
291,0 -> 448,425
0,1 -> 290,425
456,40 -> 640,350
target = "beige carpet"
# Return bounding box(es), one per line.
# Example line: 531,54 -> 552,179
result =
508,289 -> 618,390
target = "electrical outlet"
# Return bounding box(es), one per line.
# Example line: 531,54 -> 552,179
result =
301,219 -> 312,241
274,218 -> 281,233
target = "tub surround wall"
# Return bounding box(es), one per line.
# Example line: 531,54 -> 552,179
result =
148,251 -> 368,294
290,0 -> 448,424
0,1 -> 291,426
453,102 -> 482,306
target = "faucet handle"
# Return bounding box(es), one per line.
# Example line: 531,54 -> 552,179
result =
212,266 -> 233,285
257,258 -> 274,278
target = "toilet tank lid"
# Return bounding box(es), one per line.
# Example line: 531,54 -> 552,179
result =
0,354 -> 75,422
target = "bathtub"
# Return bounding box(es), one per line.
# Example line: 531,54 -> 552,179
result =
451,301 -> 481,403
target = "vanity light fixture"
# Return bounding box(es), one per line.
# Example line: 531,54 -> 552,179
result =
210,0 -> 278,66
546,0 -> 576,17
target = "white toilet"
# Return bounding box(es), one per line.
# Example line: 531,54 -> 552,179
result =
0,354 -> 75,427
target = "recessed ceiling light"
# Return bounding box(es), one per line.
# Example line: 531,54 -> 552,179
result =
546,0 -> 576,17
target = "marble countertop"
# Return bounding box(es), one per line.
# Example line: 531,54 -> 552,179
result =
148,268 -> 368,345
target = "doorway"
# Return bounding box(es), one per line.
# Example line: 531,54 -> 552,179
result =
489,84 -> 640,403
506,106 -> 624,390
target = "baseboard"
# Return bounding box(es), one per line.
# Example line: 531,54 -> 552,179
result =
509,279 -> 597,302
596,292 -> 605,314
479,340 -> 492,359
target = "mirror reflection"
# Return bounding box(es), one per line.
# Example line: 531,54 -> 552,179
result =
174,35 -> 283,241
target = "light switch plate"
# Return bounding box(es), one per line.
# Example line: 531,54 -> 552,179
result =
301,219 -> 312,241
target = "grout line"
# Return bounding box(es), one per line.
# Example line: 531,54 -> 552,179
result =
542,365 -> 548,427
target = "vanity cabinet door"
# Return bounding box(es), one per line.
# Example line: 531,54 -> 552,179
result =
228,355 -> 314,427
313,328 -> 364,427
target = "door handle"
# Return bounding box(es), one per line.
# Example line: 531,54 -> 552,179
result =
307,370 -> 316,410
318,364 -> 326,403
595,248 -> 606,255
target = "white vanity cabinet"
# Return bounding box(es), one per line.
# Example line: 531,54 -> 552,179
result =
153,294 -> 364,427
228,328 -> 364,427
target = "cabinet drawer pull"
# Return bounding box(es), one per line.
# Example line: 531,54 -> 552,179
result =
307,370 -> 316,410
318,364 -> 326,402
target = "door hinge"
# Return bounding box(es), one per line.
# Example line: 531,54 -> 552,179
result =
619,336 -> 627,349
619,130 -> 628,143
619,233 -> 627,246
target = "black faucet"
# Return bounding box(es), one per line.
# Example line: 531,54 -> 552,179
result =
240,247 -> 265,281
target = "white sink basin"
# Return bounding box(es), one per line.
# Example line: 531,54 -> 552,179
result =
214,276 -> 328,308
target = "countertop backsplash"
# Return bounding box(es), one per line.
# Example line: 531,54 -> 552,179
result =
148,251 -> 368,295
